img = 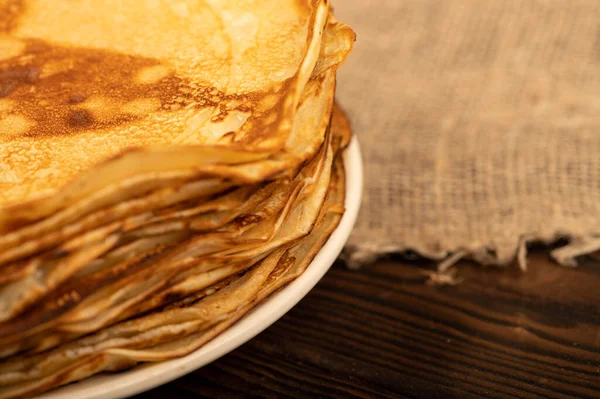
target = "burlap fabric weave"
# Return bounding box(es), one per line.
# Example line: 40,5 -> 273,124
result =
336,0 -> 600,270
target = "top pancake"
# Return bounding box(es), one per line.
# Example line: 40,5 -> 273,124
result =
0,0 -> 326,208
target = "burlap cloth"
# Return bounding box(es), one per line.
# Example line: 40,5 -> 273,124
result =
336,0 -> 600,270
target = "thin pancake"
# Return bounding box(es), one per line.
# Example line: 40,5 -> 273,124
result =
0,61 -> 338,325
0,152 -> 346,397
0,179 -> 233,268
0,15 -> 353,264
0,120 -> 331,353
0,247 -> 288,387
0,0 -> 325,204
0,0 -> 331,227
0,109 -> 339,359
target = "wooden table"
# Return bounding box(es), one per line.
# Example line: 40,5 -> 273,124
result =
137,252 -> 600,398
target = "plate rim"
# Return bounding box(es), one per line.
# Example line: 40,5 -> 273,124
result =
37,137 -> 363,399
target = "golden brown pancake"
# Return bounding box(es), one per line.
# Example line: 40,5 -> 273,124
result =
0,1 -> 355,397
0,143 -> 346,398
0,66 -> 338,330
0,0 -> 333,225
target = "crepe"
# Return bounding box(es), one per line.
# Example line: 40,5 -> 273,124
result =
0,0 -> 355,397
0,0 -> 332,226
0,137 -> 346,398
0,67 -> 337,327
0,12 -> 353,266
0,120 -> 333,356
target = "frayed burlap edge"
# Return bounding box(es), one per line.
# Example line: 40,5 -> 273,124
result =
343,232 -> 600,273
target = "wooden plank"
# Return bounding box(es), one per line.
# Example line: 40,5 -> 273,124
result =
138,252 -> 600,398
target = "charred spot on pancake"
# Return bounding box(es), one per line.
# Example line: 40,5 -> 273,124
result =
67,93 -> 86,104
0,65 -> 40,97
235,214 -> 262,227
50,249 -> 70,260
67,109 -> 94,127
0,81 -> 13,97
162,291 -> 186,306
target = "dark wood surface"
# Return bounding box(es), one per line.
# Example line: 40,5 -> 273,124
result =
137,252 -> 600,398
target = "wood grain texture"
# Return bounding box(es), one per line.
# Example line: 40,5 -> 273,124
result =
136,252 -> 600,398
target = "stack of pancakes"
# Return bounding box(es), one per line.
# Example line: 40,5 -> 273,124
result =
0,0 -> 354,396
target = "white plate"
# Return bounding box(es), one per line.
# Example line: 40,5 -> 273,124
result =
37,137 -> 363,399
